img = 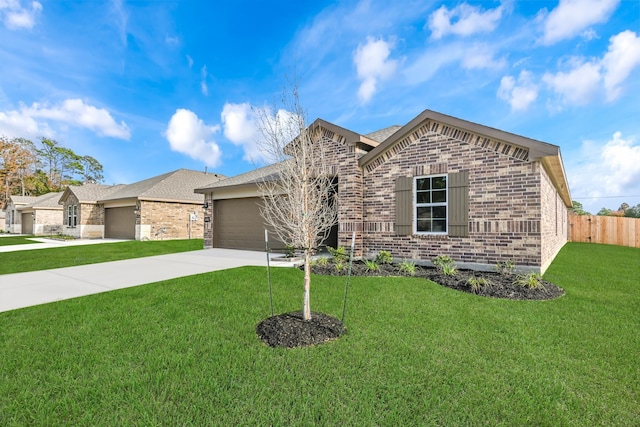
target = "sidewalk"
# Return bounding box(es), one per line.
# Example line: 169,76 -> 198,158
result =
0,237 -> 128,253
0,248 -> 295,313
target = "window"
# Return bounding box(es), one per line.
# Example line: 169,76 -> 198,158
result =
415,175 -> 447,234
67,205 -> 77,227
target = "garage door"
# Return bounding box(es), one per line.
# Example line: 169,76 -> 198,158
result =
105,207 -> 136,239
214,197 -> 285,250
21,213 -> 33,234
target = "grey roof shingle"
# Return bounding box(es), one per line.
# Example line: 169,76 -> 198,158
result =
28,192 -> 64,209
67,183 -> 126,203
103,169 -> 225,203
196,162 -> 284,191
8,196 -> 37,205
365,125 -> 402,143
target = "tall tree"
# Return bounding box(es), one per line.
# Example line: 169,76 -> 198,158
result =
256,82 -> 338,321
0,136 -> 37,207
570,200 -> 590,216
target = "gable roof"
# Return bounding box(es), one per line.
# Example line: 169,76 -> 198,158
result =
7,196 -> 37,206
358,109 -> 571,207
20,192 -> 64,210
103,169 -> 225,203
60,183 -> 126,204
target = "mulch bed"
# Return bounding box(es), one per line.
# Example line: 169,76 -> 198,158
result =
309,261 -> 565,301
256,311 -> 345,348
256,261 -> 564,348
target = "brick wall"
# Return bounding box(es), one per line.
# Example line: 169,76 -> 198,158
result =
140,200 -> 204,240
360,125 -> 545,270
540,165 -> 568,273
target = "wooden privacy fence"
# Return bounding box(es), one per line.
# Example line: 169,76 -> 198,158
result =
569,215 -> 640,248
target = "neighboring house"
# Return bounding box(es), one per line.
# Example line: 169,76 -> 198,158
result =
0,209 -> 6,232
4,196 -> 37,234
196,109 -> 571,274
4,193 -> 64,235
59,169 -> 225,240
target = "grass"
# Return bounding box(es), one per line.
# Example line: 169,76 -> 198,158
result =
0,235 -> 39,246
0,239 -> 203,275
0,242 -> 638,425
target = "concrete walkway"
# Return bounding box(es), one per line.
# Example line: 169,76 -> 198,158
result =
0,248 -> 295,313
0,236 -> 129,253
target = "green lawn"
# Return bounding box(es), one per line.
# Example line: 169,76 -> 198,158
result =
0,235 -> 39,246
1,242 -> 638,425
0,239 -> 204,274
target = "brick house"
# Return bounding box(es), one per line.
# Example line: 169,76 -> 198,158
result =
4,193 -> 63,235
196,109 -> 571,273
59,169 -> 224,240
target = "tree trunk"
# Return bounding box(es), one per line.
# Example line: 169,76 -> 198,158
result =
303,249 -> 312,320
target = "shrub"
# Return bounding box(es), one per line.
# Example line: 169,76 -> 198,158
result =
495,260 -> 516,275
334,261 -> 345,272
514,273 -> 545,289
316,256 -> 329,266
468,277 -> 492,293
328,246 -> 349,263
375,250 -> 393,265
399,260 -> 416,276
433,255 -> 457,276
364,259 -> 380,272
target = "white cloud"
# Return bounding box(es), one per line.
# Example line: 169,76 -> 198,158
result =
221,102 -> 262,163
461,44 -> 506,70
601,30 -> 640,101
539,0 -> 619,45
428,2 -> 503,39
353,37 -> 398,103
541,30 -> 640,108
0,0 -> 42,30
497,70 -> 538,111
543,60 -> 601,106
164,109 -> 222,167
186,55 -> 193,68
200,65 -> 208,96
221,102 -> 303,164
0,99 -> 130,139
568,132 -> 640,212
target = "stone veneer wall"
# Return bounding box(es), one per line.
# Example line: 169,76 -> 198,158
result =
203,194 -> 214,248
361,127 -> 545,270
33,209 -> 63,235
140,200 -> 204,240
539,165 -> 568,273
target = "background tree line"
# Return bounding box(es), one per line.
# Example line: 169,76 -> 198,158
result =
1,136 -> 104,208
571,200 -> 640,218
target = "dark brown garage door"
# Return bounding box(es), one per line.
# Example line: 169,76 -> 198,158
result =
21,213 -> 33,234
105,206 -> 136,239
213,197 -> 285,250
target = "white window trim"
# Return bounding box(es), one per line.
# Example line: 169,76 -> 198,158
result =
414,174 -> 448,235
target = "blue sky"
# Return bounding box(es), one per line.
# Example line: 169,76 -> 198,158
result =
1,0 -> 639,214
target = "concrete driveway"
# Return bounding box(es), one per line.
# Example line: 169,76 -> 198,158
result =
0,248 -> 295,313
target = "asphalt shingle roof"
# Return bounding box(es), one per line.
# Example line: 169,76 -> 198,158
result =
197,162 -> 284,191
66,183 -> 126,203
365,125 -> 402,143
103,169 -> 225,202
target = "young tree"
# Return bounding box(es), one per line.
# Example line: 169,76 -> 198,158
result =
256,83 -> 338,321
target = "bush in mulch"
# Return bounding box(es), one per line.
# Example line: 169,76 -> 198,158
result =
256,311 -> 345,348
307,260 -> 565,301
